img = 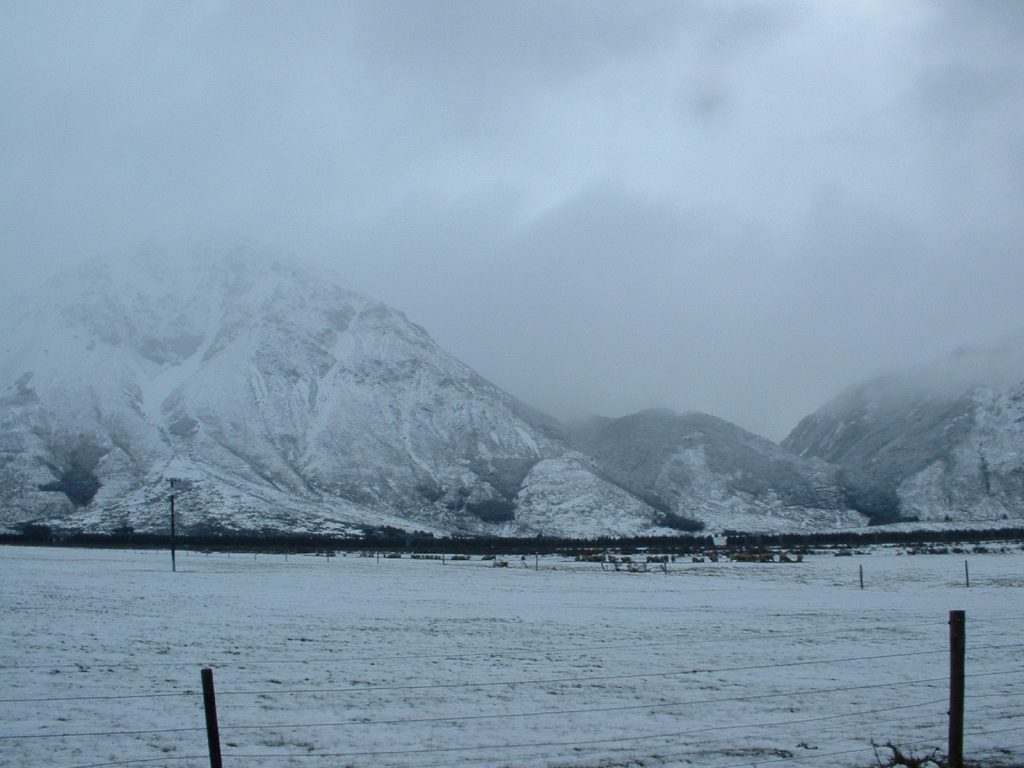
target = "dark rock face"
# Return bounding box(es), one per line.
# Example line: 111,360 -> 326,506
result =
465,498 -> 516,523
38,466 -> 101,506
37,436 -> 107,506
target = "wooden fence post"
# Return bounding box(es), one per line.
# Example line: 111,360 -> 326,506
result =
964,560 -> 970,588
948,610 -> 965,768
201,668 -> 224,768
859,564 -> 864,589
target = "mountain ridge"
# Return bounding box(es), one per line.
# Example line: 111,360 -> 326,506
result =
783,353 -> 1024,525
0,249 -> 673,537
571,409 -> 867,532
4,248 -> 1019,537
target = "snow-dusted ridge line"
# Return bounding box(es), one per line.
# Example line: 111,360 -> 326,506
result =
2,248 -> 1021,537
1,250 -> 661,536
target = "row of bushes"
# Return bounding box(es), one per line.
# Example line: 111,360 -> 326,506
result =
1,525 -> 714,556
723,527 -> 1024,549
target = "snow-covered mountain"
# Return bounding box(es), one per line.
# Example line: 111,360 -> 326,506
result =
19,247 -> 1000,537
0,247 -> 683,537
783,348 -> 1024,525
573,410 -> 867,532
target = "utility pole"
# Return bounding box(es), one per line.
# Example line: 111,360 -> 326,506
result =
168,478 -> 178,573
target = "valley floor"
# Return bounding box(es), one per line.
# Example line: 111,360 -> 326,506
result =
1,545 -> 1022,768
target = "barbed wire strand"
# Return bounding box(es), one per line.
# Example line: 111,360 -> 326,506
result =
971,742 -> 1024,757
210,662 -> 1024,700
0,689 -> 199,704
14,714 -> 956,768
53,700 -> 948,768
1,625 -> 990,673
405,726 -> 953,768
970,616 -> 1024,623
27,665 -> 1012,765
212,674 -> 954,733
214,696 -> 948,762
969,723 -> 1024,738
6,620 -> 1020,673
7,656 -> 1020,708
405,722 -> 952,768
0,671 -> 962,743
381,709 -> 999,768
60,756 -> 206,768
0,725 -> 204,742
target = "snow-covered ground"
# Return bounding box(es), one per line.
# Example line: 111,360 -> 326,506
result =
1,545 -> 1021,768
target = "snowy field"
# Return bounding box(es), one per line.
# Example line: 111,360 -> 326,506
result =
1,545 -> 1022,768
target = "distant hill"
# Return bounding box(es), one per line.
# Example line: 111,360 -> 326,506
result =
783,348 -> 1024,525
571,409 -> 866,532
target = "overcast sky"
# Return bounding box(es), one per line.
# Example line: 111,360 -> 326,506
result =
2,1 -> 1022,440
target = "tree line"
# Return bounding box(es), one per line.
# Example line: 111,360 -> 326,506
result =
3,523 -> 1022,556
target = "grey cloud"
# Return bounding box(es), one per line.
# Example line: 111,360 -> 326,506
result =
351,0 -> 684,89
1,0 -> 1022,442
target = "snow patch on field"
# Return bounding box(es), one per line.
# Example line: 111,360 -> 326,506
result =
2,545 -> 1022,767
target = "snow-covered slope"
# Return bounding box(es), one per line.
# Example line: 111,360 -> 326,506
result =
14,246 -> 965,538
573,410 -> 867,532
783,349 -> 1024,525
0,247 -> 657,536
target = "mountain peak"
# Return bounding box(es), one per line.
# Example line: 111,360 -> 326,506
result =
0,247 -> 670,537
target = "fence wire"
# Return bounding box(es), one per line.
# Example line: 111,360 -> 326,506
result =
2,547 -> 1020,768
